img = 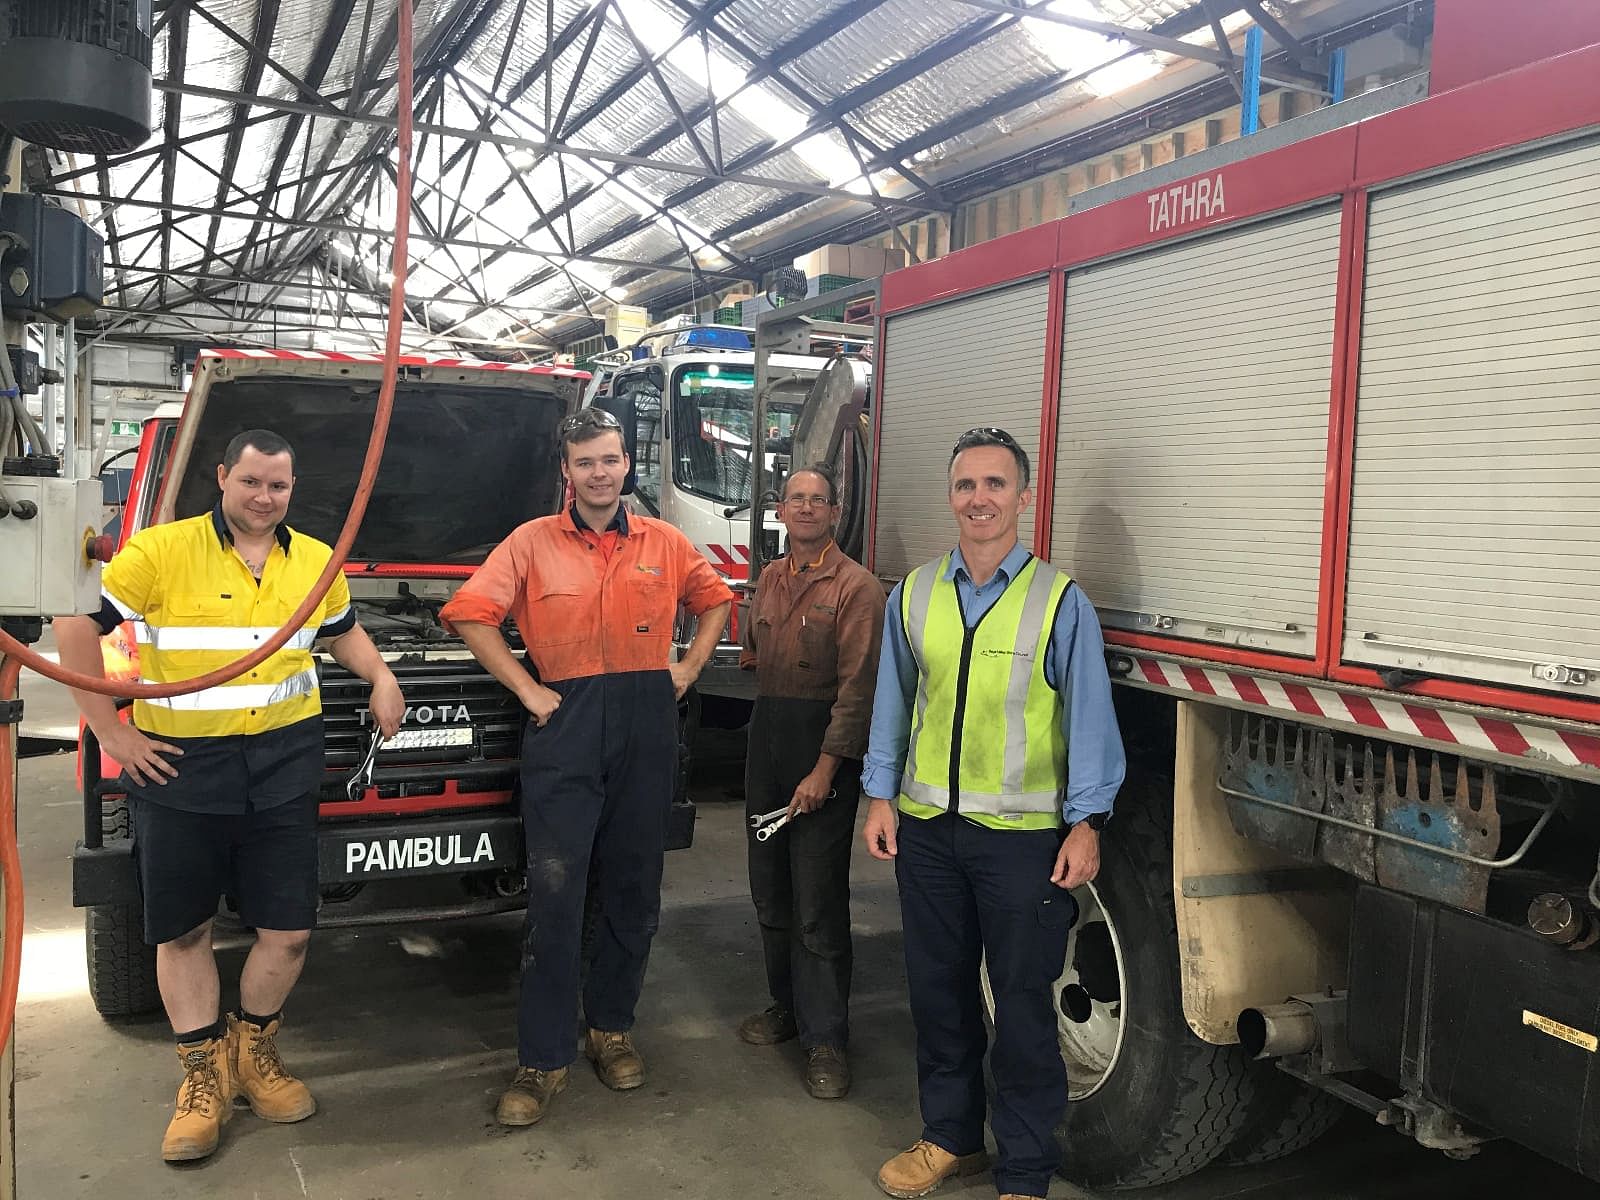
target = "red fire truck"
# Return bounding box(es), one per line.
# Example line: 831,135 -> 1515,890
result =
864,40 -> 1600,1190
71,348 -> 696,1017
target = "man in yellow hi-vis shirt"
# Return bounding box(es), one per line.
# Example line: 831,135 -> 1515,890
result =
56,429 -> 404,1165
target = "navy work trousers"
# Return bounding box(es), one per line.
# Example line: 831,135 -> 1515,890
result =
745,695 -> 861,1051
896,812 -> 1076,1198
515,669 -> 677,1070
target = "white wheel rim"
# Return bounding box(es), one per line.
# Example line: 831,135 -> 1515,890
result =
980,880 -> 1128,1101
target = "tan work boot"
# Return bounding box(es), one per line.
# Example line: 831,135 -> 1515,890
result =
162,1036 -> 233,1163
229,1014 -> 317,1123
496,1065 -> 569,1126
876,1140 -> 990,1199
997,1194 -> 1046,1199
584,1028 -> 645,1090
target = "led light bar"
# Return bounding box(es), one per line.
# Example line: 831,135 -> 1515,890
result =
381,726 -> 474,751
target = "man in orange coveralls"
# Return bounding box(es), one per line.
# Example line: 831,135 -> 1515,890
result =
440,407 -> 733,1127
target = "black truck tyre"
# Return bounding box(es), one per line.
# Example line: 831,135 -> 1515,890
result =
1219,1064 -> 1345,1165
84,799 -> 161,1019
1051,777 -> 1259,1190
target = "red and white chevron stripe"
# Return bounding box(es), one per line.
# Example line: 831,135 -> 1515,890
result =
700,543 -> 751,580
199,347 -> 587,377
1122,653 -> 1600,780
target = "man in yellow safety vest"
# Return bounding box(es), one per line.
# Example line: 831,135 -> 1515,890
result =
861,426 -> 1126,1200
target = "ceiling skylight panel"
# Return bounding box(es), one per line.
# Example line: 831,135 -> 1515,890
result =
1023,0 -> 1162,96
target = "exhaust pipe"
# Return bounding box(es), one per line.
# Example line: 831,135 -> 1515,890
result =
1238,1000 -> 1319,1060
493,870 -> 528,898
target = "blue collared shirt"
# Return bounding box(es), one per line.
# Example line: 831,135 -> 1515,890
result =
861,542 -> 1126,824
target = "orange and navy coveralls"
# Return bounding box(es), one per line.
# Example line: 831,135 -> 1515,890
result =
440,505 -> 733,1069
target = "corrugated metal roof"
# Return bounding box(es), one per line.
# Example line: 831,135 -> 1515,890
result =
43,0 -> 1412,355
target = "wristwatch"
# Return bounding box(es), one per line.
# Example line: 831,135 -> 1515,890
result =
1070,811 -> 1110,833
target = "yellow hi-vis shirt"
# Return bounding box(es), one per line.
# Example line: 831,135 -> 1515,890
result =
99,505 -> 354,739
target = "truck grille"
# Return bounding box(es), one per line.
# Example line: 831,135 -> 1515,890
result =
318,656 -> 524,777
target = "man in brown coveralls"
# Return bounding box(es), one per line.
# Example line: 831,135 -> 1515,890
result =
737,464 -> 885,1099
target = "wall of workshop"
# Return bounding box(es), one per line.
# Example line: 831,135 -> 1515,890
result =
24,341 -> 181,465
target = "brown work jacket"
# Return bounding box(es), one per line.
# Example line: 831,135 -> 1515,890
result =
740,542 -> 885,760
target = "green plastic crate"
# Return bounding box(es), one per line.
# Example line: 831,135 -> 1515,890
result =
811,274 -> 863,321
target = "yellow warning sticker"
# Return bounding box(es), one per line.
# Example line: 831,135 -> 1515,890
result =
1522,1010 -> 1598,1053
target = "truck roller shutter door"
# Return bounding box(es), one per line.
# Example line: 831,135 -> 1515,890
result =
1343,136 -> 1600,698
1052,205 -> 1342,656
875,278 -> 1051,579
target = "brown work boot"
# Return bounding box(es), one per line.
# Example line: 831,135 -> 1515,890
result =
162,1036 -> 233,1163
738,1004 -> 798,1046
496,1065 -> 569,1127
876,1140 -> 990,1199
229,1014 -> 316,1123
584,1028 -> 645,1090
805,1045 -> 850,1099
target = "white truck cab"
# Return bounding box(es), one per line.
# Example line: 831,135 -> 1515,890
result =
583,319 -> 871,703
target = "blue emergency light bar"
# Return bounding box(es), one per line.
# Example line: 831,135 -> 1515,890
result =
630,324 -> 753,359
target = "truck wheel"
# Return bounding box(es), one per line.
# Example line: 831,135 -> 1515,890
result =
987,777 -> 1257,1190
84,800 -> 161,1019
1220,1065 -> 1345,1164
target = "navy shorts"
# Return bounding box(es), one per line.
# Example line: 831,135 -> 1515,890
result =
132,793 -> 319,944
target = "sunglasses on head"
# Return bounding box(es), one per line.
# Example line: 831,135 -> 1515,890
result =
559,408 -> 623,436
951,426 -> 1021,455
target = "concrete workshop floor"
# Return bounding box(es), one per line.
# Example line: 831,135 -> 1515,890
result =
11,711 -> 1597,1199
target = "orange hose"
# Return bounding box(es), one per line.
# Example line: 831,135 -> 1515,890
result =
0,0 -> 415,1053
0,10 -> 415,696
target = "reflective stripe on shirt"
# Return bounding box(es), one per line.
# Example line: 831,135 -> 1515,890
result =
138,667 -> 320,712
133,623 -> 319,652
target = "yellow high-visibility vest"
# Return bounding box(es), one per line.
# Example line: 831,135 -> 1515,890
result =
897,554 -> 1071,831
101,508 -> 352,738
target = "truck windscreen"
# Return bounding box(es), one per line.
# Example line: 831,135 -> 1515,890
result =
672,367 -> 798,506
168,377 -> 569,563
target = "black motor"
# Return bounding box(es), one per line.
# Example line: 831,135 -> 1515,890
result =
0,0 -> 153,154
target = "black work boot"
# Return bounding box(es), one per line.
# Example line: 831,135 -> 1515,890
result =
805,1045 -> 850,1099
737,1004 -> 798,1046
